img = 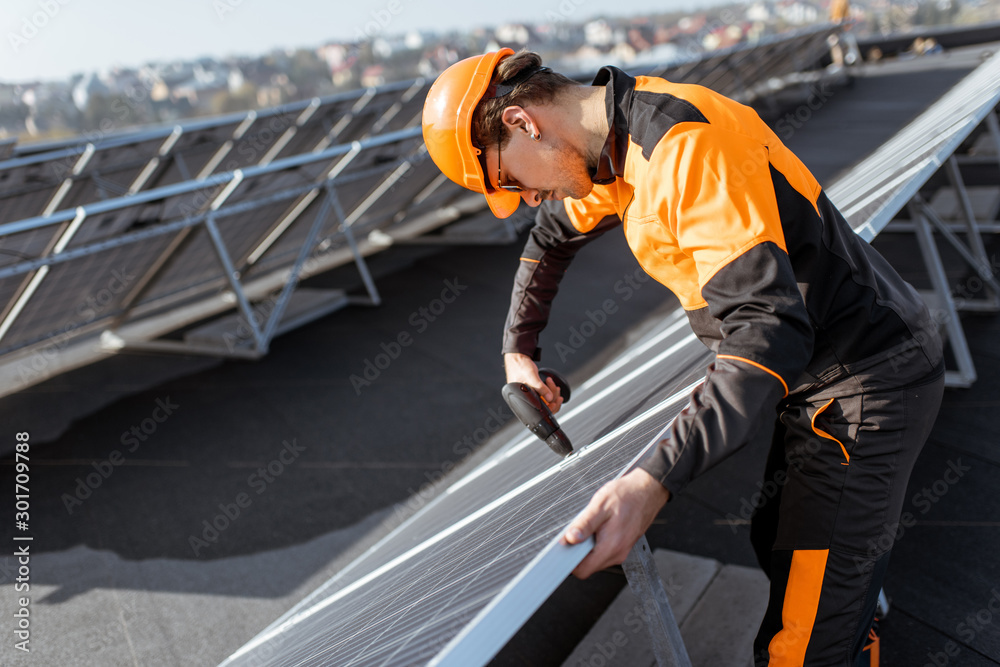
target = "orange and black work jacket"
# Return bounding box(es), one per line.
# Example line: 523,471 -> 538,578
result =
502,66 -> 943,496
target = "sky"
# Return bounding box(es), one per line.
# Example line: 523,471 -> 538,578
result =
1,0 -> 735,83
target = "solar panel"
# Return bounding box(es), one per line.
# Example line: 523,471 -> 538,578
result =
638,25 -> 839,103
0,138 -> 14,158
0,125 -> 450,366
145,119 -> 248,187
267,97 -> 362,160
221,312 -> 710,666
0,232 -> 177,352
374,81 -> 433,135
827,51 -> 1000,241
0,80 -> 424,226
0,223 -> 63,270
57,135 -> 174,207
0,146 -> 89,222
220,108 -> 307,171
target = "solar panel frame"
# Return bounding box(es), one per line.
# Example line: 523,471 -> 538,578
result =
0,79 -> 422,227
827,52 -> 1000,241
0,127 -> 426,359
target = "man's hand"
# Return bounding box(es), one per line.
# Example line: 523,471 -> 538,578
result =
561,468 -> 671,579
503,352 -> 564,413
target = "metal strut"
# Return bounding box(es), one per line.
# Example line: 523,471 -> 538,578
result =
622,536 -> 693,667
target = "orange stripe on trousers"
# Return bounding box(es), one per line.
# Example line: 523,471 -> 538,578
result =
768,549 -> 829,666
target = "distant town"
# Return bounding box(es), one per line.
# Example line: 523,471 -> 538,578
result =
1,0 -> 996,145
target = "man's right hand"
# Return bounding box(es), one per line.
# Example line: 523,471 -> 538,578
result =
503,352 -> 564,414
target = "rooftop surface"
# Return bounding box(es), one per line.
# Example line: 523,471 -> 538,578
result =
1,45 -> 998,666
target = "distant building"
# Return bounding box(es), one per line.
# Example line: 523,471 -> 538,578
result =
72,73 -> 110,111
584,19 -> 616,47
747,2 -> 772,22
361,65 -> 385,88
777,0 -> 821,25
496,23 -> 532,45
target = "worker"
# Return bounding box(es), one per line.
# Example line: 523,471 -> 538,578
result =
421,48 -> 944,666
829,0 -> 857,67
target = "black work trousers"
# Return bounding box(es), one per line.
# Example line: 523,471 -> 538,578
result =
750,365 -> 945,666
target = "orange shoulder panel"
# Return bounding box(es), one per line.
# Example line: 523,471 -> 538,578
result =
625,124 -> 788,305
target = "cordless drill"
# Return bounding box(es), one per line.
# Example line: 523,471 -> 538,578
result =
501,368 -> 573,457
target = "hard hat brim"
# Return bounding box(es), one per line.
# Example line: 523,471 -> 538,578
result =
484,184 -> 522,219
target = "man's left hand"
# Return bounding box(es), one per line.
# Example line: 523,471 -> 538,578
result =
561,468 -> 671,579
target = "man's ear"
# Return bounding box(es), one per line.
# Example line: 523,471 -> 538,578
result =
501,106 -> 537,138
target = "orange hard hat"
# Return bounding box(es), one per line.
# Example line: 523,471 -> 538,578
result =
422,48 -> 522,219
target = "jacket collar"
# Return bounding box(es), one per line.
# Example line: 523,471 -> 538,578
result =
590,66 -> 635,185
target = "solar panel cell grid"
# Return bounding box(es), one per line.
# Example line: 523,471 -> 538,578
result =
223,322 -> 709,666
77,137 -> 167,175
134,198 -> 298,307
376,82 -> 432,135
0,234 -> 175,353
0,227 -> 61,269
226,161 -> 335,204
0,189 -> 61,226
351,162 -> 446,230
149,125 -> 245,187
239,192 -> 335,279
271,99 -> 360,160
222,110 -> 305,171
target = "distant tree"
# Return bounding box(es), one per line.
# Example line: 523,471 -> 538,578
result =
210,84 -> 259,114
284,49 -> 332,98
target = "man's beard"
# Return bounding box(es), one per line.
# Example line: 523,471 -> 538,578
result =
558,141 -> 597,200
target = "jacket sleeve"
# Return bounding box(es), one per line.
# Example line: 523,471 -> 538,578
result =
502,193 -> 621,359
637,125 -> 815,495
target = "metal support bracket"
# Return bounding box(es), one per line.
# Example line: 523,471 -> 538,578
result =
329,187 -> 382,307
120,183 -> 381,359
909,201 -> 978,388
622,536 -> 693,667
259,184 -> 341,344
913,194 -> 1000,309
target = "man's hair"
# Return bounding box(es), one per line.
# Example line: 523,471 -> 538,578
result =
471,50 -> 577,150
